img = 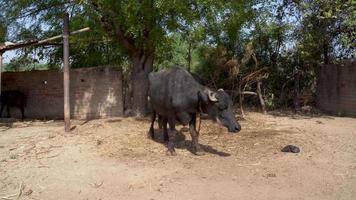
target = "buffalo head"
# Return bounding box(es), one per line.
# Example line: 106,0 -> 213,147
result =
199,89 -> 241,133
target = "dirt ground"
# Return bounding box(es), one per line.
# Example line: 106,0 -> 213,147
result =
0,111 -> 355,200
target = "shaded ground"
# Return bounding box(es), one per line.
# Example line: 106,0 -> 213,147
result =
0,112 -> 355,200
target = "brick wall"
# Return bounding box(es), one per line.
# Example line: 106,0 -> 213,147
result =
317,60 -> 356,116
2,66 -> 123,119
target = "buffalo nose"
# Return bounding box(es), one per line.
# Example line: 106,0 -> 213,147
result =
235,125 -> 241,132
228,124 -> 241,133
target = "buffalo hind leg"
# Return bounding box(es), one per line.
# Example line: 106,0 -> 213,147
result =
148,111 -> 156,139
162,117 -> 169,142
189,114 -> 204,155
158,115 -> 163,129
6,106 -> 11,118
0,104 -> 4,118
158,115 -> 169,142
166,117 -> 177,156
20,106 -> 25,121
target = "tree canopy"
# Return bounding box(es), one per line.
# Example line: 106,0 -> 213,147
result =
0,0 -> 354,113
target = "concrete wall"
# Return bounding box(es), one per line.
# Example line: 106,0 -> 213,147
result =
2,66 -> 123,119
317,60 -> 356,116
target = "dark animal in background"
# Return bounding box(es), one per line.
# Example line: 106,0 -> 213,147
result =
281,145 -> 300,153
148,66 -> 241,155
0,90 -> 27,120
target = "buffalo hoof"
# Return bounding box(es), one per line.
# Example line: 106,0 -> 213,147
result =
194,150 -> 205,156
166,149 -> 177,156
163,135 -> 169,142
147,131 -> 154,140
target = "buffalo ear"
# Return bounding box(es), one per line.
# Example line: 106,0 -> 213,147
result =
199,89 -> 218,103
207,90 -> 218,102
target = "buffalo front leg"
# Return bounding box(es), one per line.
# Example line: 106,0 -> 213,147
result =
166,117 -> 177,156
189,114 -> 204,155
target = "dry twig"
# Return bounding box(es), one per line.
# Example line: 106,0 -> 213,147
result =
89,181 -> 104,188
0,181 -> 24,200
37,153 -> 60,160
236,162 -> 261,167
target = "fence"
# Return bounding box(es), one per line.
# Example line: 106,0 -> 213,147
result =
2,66 -> 123,119
317,60 -> 356,116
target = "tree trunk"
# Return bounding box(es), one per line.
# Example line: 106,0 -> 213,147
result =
187,41 -> 192,72
238,81 -> 245,117
122,71 -> 132,115
130,52 -> 154,117
323,40 -> 329,65
257,81 -> 266,114
293,66 -> 300,112
278,80 -> 289,107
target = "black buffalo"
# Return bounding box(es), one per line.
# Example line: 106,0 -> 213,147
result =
0,90 -> 27,120
153,72 -> 205,142
148,66 -> 241,155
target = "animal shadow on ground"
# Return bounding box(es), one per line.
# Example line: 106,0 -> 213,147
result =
106,119 -> 122,123
151,128 -> 231,157
0,118 -> 19,131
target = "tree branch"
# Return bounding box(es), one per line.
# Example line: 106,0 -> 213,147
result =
90,1 -> 137,56
9,0 -> 75,21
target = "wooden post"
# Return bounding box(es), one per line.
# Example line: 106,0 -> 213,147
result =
238,82 -> 245,117
63,13 -> 71,132
293,66 -> 300,112
0,53 -> 2,96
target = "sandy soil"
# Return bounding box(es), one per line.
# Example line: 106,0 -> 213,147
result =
0,111 -> 355,200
